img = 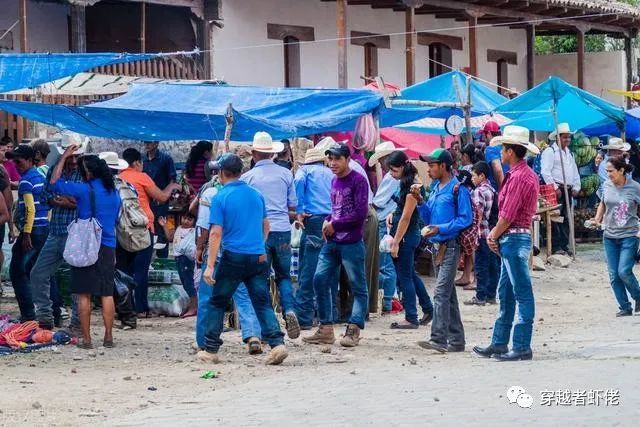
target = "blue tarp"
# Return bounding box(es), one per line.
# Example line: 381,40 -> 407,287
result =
625,107 -> 640,140
494,76 -> 625,132
0,52 -> 161,93
379,70 -> 508,129
0,83 -> 384,141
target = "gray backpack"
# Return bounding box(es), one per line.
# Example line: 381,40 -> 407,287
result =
115,177 -> 151,252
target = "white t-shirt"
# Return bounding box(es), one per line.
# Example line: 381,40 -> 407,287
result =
173,226 -> 193,257
196,186 -> 221,230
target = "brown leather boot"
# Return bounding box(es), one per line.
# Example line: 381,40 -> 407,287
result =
339,324 -> 361,347
302,325 -> 335,344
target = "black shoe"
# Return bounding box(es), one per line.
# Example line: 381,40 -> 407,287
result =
486,298 -> 497,305
493,349 -> 533,361
635,300 -> 640,313
447,344 -> 465,352
472,344 -> 508,358
616,309 -> 633,317
417,340 -> 447,353
54,316 -> 64,328
38,321 -> 54,331
463,296 -> 486,306
419,312 -> 433,326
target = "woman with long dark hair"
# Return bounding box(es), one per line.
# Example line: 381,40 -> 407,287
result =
184,141 -> 213,194
386,151 -> 433,329
50,148 -> 121,348
593,156 -> 640,316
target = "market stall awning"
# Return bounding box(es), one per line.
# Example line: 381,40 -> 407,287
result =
0,83 -> 384,141
379,70 -> 508,128
494,76 -> 625,132
395,113 -> 512,135
0,52 -> 165,93
624,107 -> 640,141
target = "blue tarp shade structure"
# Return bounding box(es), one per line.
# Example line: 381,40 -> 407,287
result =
0,53 -> 161,93
625,107 -> 640,140
379,70 -> 508,130
0,83 -> 384,141
494,76 -> 625,132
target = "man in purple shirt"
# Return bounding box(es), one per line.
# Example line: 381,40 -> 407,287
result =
302,143 -> 369,348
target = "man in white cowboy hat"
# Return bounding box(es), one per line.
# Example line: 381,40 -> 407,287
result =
241,131 -> 300,339
30,136 -> 87,330
292,145 -> 334,329
370,141 -> 405,314
473,125 -> 540,362
541,122 -> 580,255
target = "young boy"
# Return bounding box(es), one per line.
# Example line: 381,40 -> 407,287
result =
158,214 -> 197,317
465,161 -> 500,306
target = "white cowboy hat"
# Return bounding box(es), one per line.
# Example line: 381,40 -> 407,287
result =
303,147 -> 326,164
315,136 -> 348,154
99,151 -> 129,170
251,131 -> 284,153
368,141 -> 406,167
57,131 -> 89,155
548,123 -> 574,141
601,137 -> 631,152
490,125 -> 540,155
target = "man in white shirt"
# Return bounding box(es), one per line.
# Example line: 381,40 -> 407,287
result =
540,123 -> 580,255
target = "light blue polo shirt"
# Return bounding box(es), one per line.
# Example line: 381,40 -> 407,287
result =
209,180 -> 267,255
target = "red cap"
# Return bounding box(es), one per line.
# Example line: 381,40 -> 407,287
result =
476,120 -> 500,135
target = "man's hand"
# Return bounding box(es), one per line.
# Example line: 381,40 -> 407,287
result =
158,216 -> 167,227
295,213 -> 310,230
195,246 -> 204,265
8,229 -> 17,244
61,144 -> 79,159
203,265 -> 216,285
322,221 -> 335,239
487,228 -> 500,254
52,195 -> 76,209
21,233 -> 33,251
421,225 -> 439,238
385,213 -> 393,230
390,240 -> 399,258
409,184 -> 424,204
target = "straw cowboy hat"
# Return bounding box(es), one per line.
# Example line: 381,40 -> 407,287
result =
303,147 -> 326,164
57,131 -> 89,155
315,136 -> 348,153
368,141 -> 406,167
99,151 -> 129,170
548,122 -> 574,141
490,125 -> 540,155
251,131 -> 284,153
601,137 -> 631,152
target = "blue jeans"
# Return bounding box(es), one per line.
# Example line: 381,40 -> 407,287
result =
31,234 -> 68,324
603,236 -> 640,312
265,231 -> 295,314
491,234 -> 535,352
176,255 -> 196,298
474,238 -> 500,301
313,240 -> 369,329
10,227 -> 49,321
393,230 -> 432,324
294,215 -> 325,327
233,283 -> 262,342
378,220 -> 397,311
204,250 -> 284,353
117,233 -> 154,313
430,240 -> 464,346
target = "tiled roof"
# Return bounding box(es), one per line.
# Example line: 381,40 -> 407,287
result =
548,0 -> 640,17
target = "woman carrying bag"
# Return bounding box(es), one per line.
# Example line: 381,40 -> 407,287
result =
50,147 -> 121,349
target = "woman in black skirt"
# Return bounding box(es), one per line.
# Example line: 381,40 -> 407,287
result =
50,147 -> 121,348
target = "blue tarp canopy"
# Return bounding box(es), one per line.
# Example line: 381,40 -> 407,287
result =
625,107 -> 640,140
379,70 -> 508,130
494,76 -> 625,132
0,83 -> 384,141
0,53 -> 162,93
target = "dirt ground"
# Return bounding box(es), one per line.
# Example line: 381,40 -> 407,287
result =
1,244 -> 639,426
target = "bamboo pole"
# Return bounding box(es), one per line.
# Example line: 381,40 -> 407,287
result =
464,76 -> 473,145
552,105 -> 576,259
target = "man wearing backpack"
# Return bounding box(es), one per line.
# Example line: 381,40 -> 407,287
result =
117,148 -> 180,317
465,161 -> 500,306
415,148 -> 473,354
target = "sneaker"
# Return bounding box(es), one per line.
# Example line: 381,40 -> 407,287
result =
196,350 -> 220,363
616,310 -> 633,317
285,312 -> 300,339
247,337 -> 263,355
447,344 -> 465,352
635,300 -> 640,313
464,296 -> 487,306
265,345 -> 288,365
340,324 -> 361,347
486,298 -> 498,305
417,340 -> 448,354
302,325 -> 336,345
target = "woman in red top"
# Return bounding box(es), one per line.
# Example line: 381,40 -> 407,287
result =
184,141 -> 213,194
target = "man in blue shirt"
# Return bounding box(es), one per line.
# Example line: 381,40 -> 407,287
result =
292,146 -> 333,329
416,148 -> 472,354
7,145 -> 50,321
199,153 -> 287,366
241,132 -> 299,339
478,121 -> 509,190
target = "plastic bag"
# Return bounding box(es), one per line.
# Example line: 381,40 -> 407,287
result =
148,284 -> 190,317
353,113 -> 377,152
379,227 -> 394,253
290,223 -> 303,249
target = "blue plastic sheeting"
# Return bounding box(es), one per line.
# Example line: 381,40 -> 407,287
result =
625,107 -> 640,140
379,70 -> 508,128
0,83 -> 384,141
0,53 -> 160,93
494,76 -> 624,132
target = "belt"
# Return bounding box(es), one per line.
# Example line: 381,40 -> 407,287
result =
504,228 -> 530,235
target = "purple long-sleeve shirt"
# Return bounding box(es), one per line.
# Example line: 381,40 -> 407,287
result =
327,169 -> 369,244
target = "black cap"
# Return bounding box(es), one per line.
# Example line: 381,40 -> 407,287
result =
324,143 -> 351,158
211,153 -> 243,175
419,148 -> 454,166
6,144 -> 36,161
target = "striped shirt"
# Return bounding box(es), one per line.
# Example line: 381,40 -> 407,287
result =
17,167 -> 49,231
472,180 -> 495,239
498,160 -> 539,230
185,158 -> 208,194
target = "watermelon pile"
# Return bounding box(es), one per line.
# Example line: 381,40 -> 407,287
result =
570,132 -> 600,167
579,174 -> 600,197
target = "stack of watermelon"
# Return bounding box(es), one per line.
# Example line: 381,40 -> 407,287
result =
570,132 -> 601,198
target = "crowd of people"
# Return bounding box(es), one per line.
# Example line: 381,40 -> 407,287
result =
2,118 -> 640,363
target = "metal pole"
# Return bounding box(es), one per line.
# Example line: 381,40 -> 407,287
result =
552,106 -> 576,259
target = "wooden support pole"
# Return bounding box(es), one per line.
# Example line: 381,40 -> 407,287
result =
526,25 -> 535,89
337,0 -> 348,88
140,1 -> 147,53
625,36 -> 633,109
576,28 -> 585,89
467,12 -> 479,77
70,5 -> 87,53
19,0 -> 27,52
405,7 -> 416,86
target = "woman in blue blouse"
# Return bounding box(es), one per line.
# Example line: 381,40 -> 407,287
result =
50,146 -> 121,349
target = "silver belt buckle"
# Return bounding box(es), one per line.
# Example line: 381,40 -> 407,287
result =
433,242 -> 441,250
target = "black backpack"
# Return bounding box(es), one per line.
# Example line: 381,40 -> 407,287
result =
488,187 -> 499,228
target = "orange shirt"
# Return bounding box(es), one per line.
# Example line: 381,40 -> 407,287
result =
119,168 -> 156,233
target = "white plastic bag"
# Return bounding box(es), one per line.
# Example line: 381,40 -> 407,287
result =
291,223 -> 303,249
379,227 -> 394,253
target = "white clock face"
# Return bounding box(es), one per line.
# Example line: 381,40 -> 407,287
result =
445,115 -> 464,136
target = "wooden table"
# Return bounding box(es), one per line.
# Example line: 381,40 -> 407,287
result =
537,204 -> 562,258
